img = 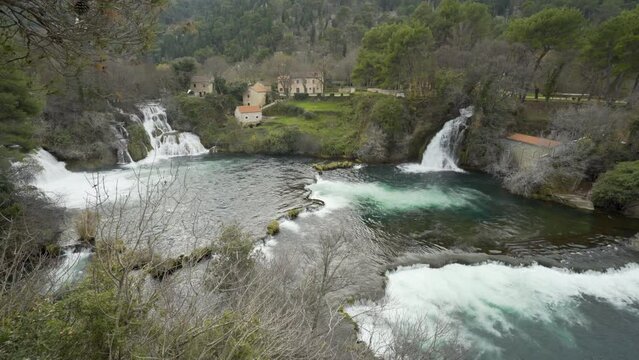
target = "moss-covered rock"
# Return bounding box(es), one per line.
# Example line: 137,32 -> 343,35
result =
312,161 -> 354,172
126,123 -> 151,162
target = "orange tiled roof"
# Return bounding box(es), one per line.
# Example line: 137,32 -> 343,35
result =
192,75 -> 212,83
251,83 -> 270,93
236,105 -> 261,113
507,133 -> 561,148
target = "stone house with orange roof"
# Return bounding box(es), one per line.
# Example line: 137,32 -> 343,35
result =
234,105 -> 262,126
243,82 -> 270,107
504,133 -> 561,169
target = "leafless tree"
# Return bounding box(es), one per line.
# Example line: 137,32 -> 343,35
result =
0,0 -> 163,70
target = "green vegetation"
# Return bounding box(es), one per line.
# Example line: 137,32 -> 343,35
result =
125,123 -> 151,161
592,161 -> 639,212
0,66 -> 42,156
287,208 -> 302,219
312,161 -> 354,172
267,220 -> 280,236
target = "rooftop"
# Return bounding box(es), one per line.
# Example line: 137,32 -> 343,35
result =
192,75 -> 213,83
506,133 -> 561,148
236,105 -> 261,113
250,82 -> 270,93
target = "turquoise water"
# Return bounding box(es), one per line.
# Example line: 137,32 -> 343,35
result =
39,154 -> 639,358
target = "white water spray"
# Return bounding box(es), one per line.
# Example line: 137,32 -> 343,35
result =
401,106 -> 474,173
32,149 -> 136,208
47,249 -> 92,292
347,262 -> 639,358
136,103 -> 207,163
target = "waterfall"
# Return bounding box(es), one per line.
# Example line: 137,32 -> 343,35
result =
47,249 -> 92,292
137,103 -> 207,162
112,123 -> 133,165
401,106 -> 473,173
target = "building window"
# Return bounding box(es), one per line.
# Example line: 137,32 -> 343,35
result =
279,88 -> 283,92
245,116 -> 248,120
312,79 -> 315,84
247,94 -> 250,98
256,116 -> 259,119
296,88 -> 300,93
296,79 -> 300,84
193,84 -> 196,88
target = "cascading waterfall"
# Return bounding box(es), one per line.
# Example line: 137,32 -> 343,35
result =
47,249 -> 92,292
112,123 -> 133,165
137,103 -> 207,162
401,106 -> 474,173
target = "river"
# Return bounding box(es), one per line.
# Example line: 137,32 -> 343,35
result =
32,105 -> 639,359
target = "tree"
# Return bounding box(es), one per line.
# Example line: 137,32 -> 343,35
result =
170,57 -> 197,90
506,8 -> 585,72
385,24 -> 435,93
583,6 -> 639,98
0,0 -> 165,70
0,64 -> 43,154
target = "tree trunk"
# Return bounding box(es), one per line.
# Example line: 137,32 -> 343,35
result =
632,73 -> 639,94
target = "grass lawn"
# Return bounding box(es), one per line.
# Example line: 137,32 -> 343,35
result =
260,98 -> 360,157
287,98 -> 351,113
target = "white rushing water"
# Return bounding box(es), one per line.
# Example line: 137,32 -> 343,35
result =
306,176 -> 484,216
347,262 -> 639,359
32,149 -> 136,208
137,103 -> 207,163
401,106 -> 474,173
47,249 -> 92,292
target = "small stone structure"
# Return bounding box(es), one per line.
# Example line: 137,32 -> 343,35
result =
234,105 -> 262,126
189,76 -> 214,97
503,133 -> 561,169
243,82 -> 269,107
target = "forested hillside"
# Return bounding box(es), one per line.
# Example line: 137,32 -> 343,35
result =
156,0 -> 639,63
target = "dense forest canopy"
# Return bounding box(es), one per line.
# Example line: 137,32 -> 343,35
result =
155,0 -> 639,63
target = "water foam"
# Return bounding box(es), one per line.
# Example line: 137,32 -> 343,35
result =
33,149 -> 136,208
47,249 -> 92,292
347,262 -> 639,358
137,103 -> 208,163
400,106 -> 473,173
307,177 -> 481,215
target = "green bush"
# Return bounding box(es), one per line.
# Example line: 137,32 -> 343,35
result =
293,93 -> 309,101
592,161 -> 639,212
287,208 -> 301,219
262,103 -> 304,117
266,220 -> 280,236
303,111 -> 318,119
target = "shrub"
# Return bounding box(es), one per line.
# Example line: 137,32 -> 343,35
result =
293,93 -> 309,101
208,225 -> 256,290
44,244 -> 61,257
303,111 -> 317,119
592,161 -> 639,212
266,220 -> 280,236
74,210 -> 98,243
262,103 -> 304,117
147,256 -> 182,279
287,208 -> 301,219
